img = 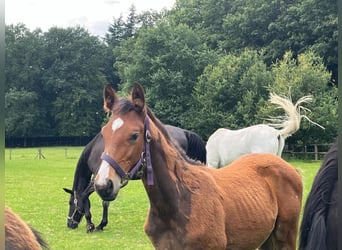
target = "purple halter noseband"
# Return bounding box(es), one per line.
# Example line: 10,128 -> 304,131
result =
100,116 -> 154,186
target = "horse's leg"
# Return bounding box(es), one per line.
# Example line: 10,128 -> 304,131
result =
84,197 -> 95,233
95,200 -> 110,231
85,212 -> 95,233
206,149 -> 221,168
80,182 -> 96,233
259,219 -> 298,250
276,135 -> 285,156
258,234 -> 276,250
260,204 -> 301,249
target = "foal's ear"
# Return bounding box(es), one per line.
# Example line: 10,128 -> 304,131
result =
103,84 -> 118,113
131,83 -> 145,113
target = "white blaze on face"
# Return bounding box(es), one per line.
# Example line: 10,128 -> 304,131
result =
112,117 -> 124,132
96,161 -> 110,186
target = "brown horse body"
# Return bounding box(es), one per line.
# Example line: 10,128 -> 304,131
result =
5,206 -> 48,250
94,84 -> 303,250
143,122 -> 302,249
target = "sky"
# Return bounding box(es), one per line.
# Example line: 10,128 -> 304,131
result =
5,0 -> 176,37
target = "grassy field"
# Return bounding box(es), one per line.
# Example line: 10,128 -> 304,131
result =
5,147 -> 321,249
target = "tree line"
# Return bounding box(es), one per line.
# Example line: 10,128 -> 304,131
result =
5,0 -> 338,146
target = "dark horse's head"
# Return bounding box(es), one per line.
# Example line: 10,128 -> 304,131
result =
63,188 -> 88,229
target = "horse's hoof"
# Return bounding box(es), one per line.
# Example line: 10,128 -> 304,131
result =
94,227 -> 104,232
86,224 -> 95,233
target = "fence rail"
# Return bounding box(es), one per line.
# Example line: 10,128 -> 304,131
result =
5,141 -> 332,161
5,136 -> 95,147
282,143 -> 333,160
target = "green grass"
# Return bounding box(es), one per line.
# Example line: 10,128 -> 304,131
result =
5,147 -> 153,250
5,147 -> 321,249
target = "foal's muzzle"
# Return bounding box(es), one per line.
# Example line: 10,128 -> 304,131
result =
95,179 -> 118,201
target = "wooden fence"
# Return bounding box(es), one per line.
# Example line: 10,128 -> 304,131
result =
6,144 -> 332,161
282,143 -> 333,160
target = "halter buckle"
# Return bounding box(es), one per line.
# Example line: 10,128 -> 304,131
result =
120,176 -> 129,188
146,130 -> 152,142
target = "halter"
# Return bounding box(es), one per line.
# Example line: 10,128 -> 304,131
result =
100,116 -> 154,186
67,191 -> 84,224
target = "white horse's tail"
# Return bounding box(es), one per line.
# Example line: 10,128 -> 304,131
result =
267,93 -> 324,139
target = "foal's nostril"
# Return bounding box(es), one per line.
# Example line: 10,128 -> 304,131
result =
108,179 -> 113,190
95,179 -> 112,191
103,179 -> 114,195
95,179 -> 115,200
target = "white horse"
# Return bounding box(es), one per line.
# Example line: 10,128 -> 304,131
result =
206,94 -> 321,168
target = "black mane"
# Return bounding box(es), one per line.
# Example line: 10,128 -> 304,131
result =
184,130 -> 207,164
299,139 -> 338,250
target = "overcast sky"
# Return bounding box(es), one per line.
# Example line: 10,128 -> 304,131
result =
5,0 -> 175,37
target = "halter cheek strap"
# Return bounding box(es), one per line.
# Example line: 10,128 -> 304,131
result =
100,116 -> 154,186
67,191 -> 84,224
144,118 -> 153,185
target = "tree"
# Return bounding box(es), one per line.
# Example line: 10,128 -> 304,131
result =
5,24 -> 54,136
5,25 -> 110,138
170,0 -> 232,48
169,0 -> 338,83
265,51 -> 337,144
222,0 -> 337,83
191,49 -> 272,139
105,5 -> 165,89
104,7 -> 139,90
41,27 -> 108,136
5,24 -> 44,92
190,50 -> 336,144
114,21 -> 217,126
5,88 -> 39,143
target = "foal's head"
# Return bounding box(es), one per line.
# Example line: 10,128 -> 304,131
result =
94,84 -> 148,201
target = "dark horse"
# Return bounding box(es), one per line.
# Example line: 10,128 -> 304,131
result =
5,206 -> 49,250
94,83 -> 302,249
165,124 -> 206,163
63,132 -> 107,232
64,119 -> 206,232
299,139 -> 338,250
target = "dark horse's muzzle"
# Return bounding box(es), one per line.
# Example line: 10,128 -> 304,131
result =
67,205 -> 84,229
67,218 -> 79,229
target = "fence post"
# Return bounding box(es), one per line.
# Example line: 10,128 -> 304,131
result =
35,148 -> 45,159
9,149 -> 12,160
304,146 -> 307,160
314,144 -> 318,161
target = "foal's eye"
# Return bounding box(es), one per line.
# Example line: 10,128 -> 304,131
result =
130,133 -> 139,142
